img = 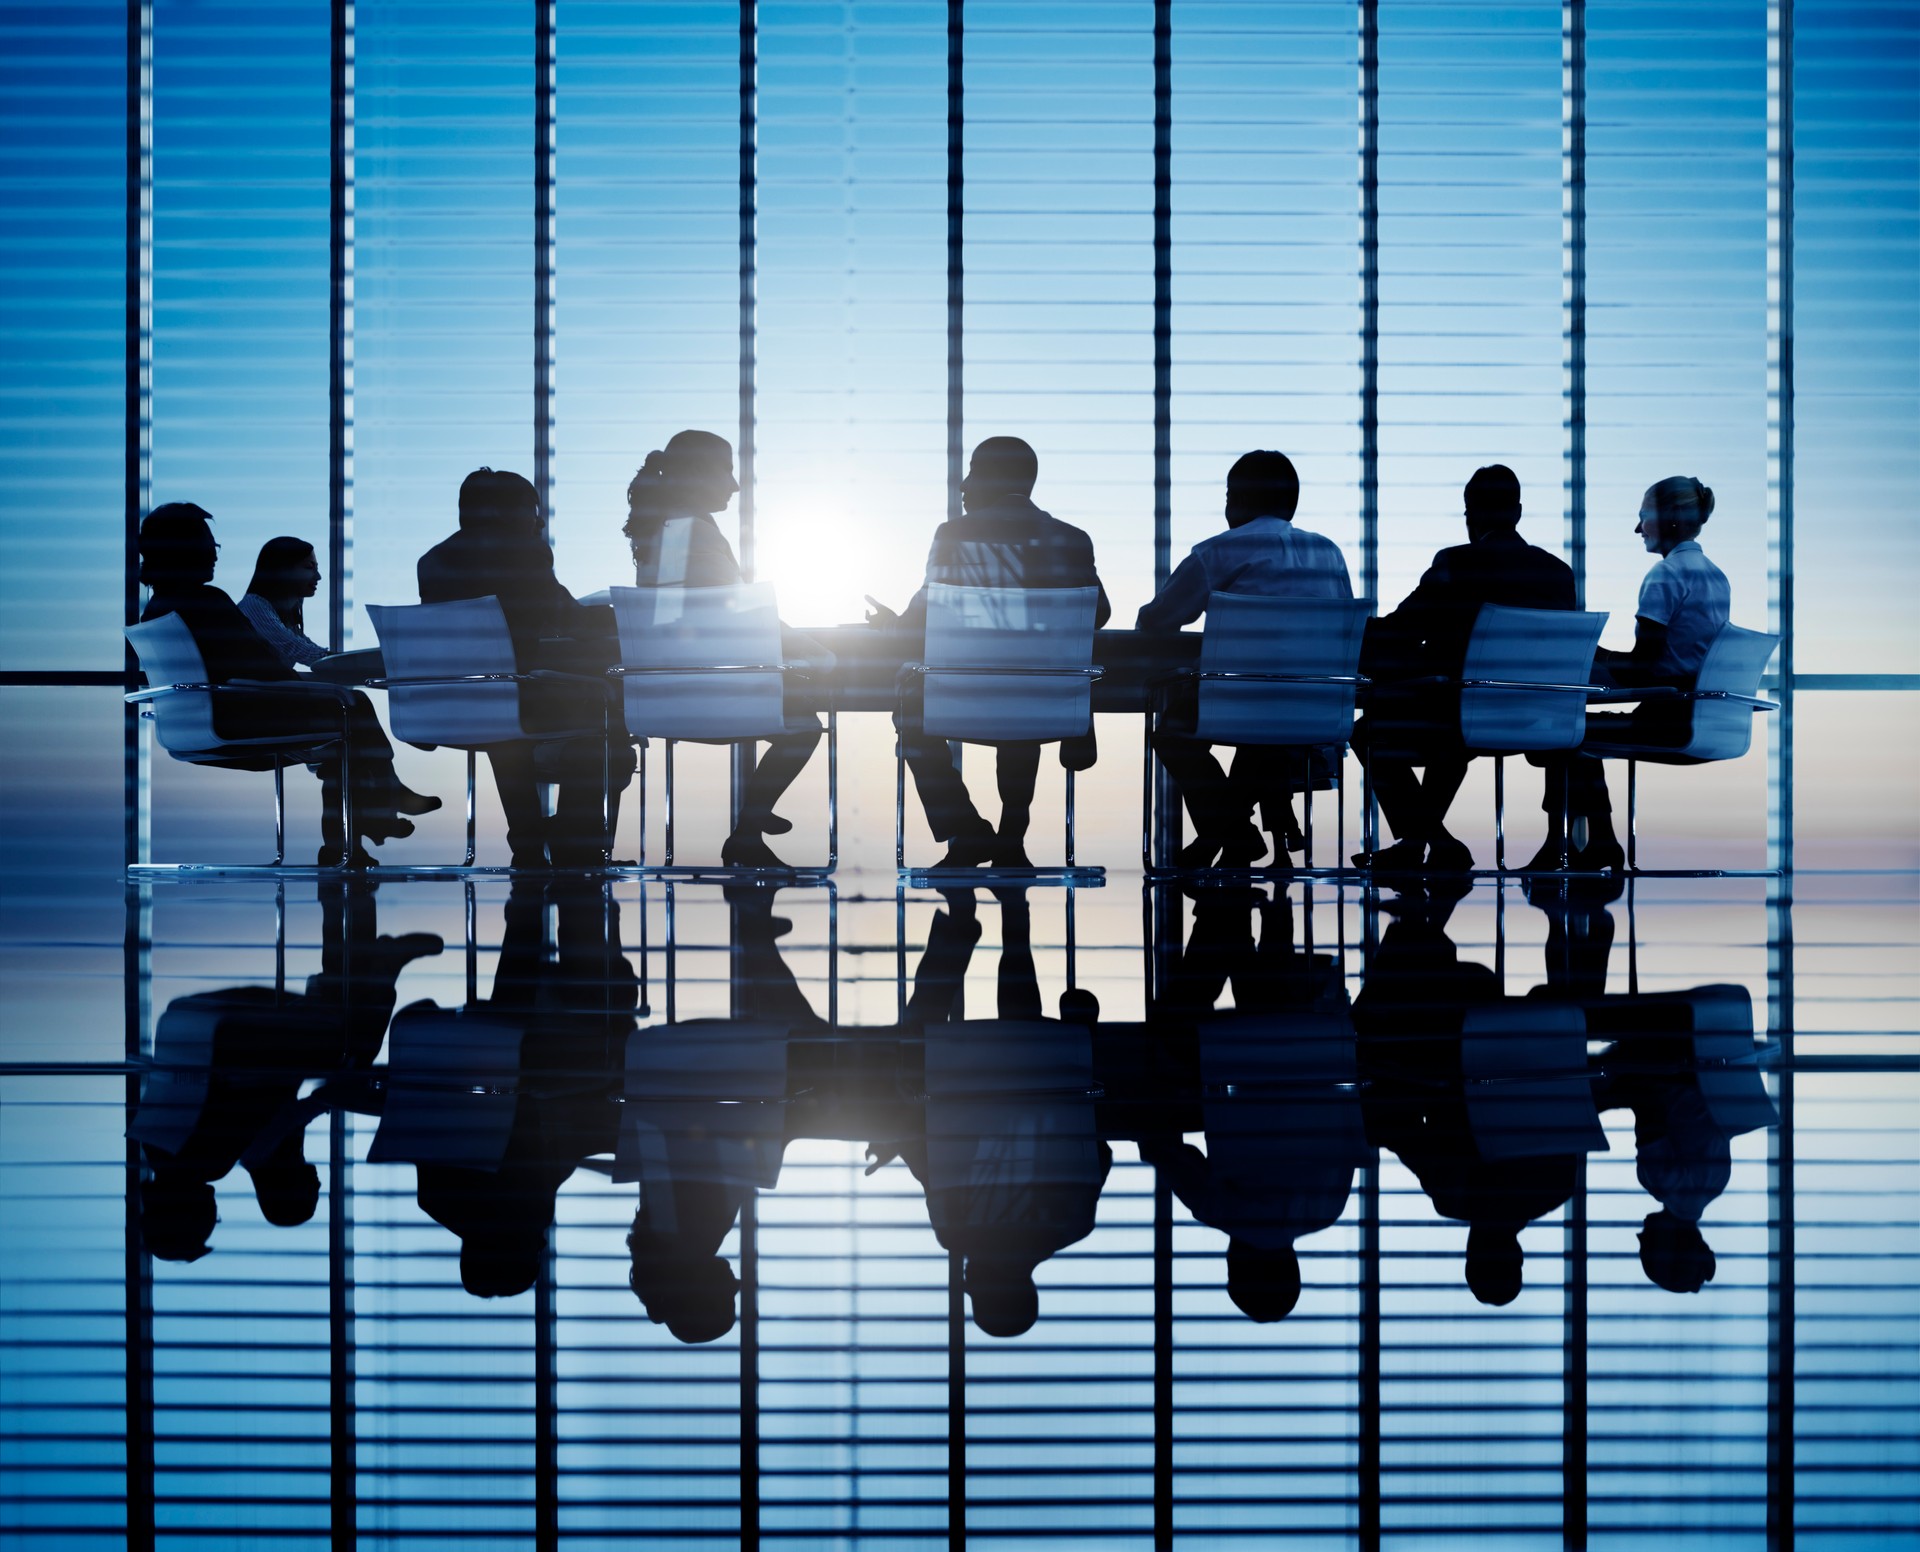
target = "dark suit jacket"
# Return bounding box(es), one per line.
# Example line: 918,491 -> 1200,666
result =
900,496 -> 1112,632
418,521 -> 597,662
1366,529 -> 1576,681
142,586 -> 297,685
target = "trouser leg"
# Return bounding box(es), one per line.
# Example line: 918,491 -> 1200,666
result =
1537,752 -> 1611,819
994,742 -> 1042,841
735,725 -> 822,833
1151,731 -> 1238,839
895,709 -> 988,842
1421,756 -> 1471,837
486,742 -> 548,860
1358,749 -> 1427,845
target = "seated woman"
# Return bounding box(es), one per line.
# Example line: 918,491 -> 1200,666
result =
1531,476 -> 1729,871
237,536 -> 332,668
138,506 -> 436,866
623,430 -> 827,870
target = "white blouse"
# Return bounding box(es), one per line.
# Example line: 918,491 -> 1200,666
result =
238,592 -> 330,669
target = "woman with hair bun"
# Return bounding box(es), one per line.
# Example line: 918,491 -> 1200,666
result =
1531,476 -> 1732,871
620,430 -> 828,870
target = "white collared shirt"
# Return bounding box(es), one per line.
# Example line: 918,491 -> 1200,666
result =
1136,515 -> 1353,631
1636,540 -> 1731,679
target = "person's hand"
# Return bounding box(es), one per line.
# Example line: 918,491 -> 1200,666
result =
864,596 -> 899,628
864,1143 -> 902,1176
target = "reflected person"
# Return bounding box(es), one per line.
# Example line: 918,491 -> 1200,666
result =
1137,450 -> 1354,868
138,505 -> 433,866
868,437 -> 1111,869
623,430 -> 830,870
418,469 -> 636,867
1530,476 -> 1730,872
1349,466 -> 1576,872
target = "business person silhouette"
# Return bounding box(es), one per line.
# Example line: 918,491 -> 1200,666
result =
869,437 -> 1111,869
1350,466 -> 1576,873
1530,476 -> 1731,872
138,505 -> 432,866
418,469 -> 635,867
624,430 -> 829,870
1138,450 -> 1355,868
132,879 -> 440,1262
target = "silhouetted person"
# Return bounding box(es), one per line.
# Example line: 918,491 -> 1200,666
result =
1354,882 -> 1580,1305
418,469 -> 635,867
1350,466 -> 1576,872
1530,475 -> 1730,872
624,430 -> 830,870
138,505 -> 431,866
132,879 -> 440,1261
408,880 -> 632,1297
1138,450 -> 1354,868
868,437 -> 1111,868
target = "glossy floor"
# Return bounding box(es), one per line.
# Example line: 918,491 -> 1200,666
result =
1,867 -> 1915,1548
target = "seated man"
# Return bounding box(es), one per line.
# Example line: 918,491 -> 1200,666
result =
1137,449 -> 1353,868
869,436 -> 1110,868
1350,465 -> 1575,871
418,468 -> 635,867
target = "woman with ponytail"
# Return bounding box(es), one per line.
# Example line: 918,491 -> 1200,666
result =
1531,475 -> 1732,871
621,430 -> 827,869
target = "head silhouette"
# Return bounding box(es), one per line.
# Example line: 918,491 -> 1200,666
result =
965,1256 -> 1041,1338
1464,464 -> 1523,541
961,436 -> 1039,512
244,537 -> 321,628
628,1251 -> 740,1344
626,430 -> 740,540
1637,475 -> 1714,553
1224,450 -> 1301,527
249,1159 -> 321,1228
1638,1209 -> 1717,1294
137,503 -> 219,591
1465,1223 -> 1525,1306
1226,1239 -> 1302,1322
458,1234 -> 544,1299
139,1171 -> 217,1263
458,468 -> 541,533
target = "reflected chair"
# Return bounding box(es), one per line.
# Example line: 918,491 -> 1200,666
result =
609,581 -> 837,873
126,615 -> 356,869
1459,1000 -> 1608,1159
1444,604 -> 1609,870
898,583 -> 1103,877
1142,594 -> 1370,871
366,596 -> 615,868
1580,624 -> 1779,872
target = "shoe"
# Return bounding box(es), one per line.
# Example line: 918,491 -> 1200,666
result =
1571,836 -> 1625,874
736,809 -> 793,836
509,845 -> 550,870
1175,834 -> 1222,870
547,839 -> 612,869
358,815 -> 415,846
932,830 -> 996,870
1522,839 -> 1570,872
993,836 -> 1034,869
1351,838 -> 1425,872
1425,834 -> 1475,873
392,787 -> 443,817
721,833 -> 794,871
1218,824 -> 1270,869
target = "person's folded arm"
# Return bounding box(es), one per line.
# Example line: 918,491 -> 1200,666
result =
1134,553 -> 1208,632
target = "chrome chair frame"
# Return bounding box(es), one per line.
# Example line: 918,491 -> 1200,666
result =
894,662 -> 1105,881
1140,667 -> 1370,874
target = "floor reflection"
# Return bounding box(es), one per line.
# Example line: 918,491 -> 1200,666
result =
3,869 -> 1914,1544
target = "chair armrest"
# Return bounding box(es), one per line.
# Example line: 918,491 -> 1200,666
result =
607,664 -> 785,677
1688,691 -> 1778,710
1584,686 -> 1681,706
1458,678 -> 1606,696
127,679 -> 354,705
1191,671 -> 1370,686
904,664 -> 1104,680
367,672 -> 539,689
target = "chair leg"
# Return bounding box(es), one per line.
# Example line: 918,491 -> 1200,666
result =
272,759 -> 286,867
664,740 -> 676,868
1558,763 -> 1572,872
1494,756 -> 1506,872
895,732 -> 906,870
637,741 -> 647,868
1337,751 -> 1347,872
464,750 -> 478,867
1626,758 -> 1638,873
1141,710 -> 1155,870
826,707 -> 839,872
1065,767 -> 1076,868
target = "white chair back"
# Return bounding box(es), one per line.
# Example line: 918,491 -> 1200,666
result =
922,584 -> 1099,742
366,1004 -> 527,1170
366,597 -> 527,749
1194,593 -> 1369,745
1678,624 -> 1778,761
1682,984 -> 1778,1135
611,582 -> 788,740
1458,604 -> 1607,752
126,616 -> 223,753
1459,1000 -> 1608,1160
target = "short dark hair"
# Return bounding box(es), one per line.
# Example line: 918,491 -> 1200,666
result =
1464,464 -> 1523,525
1638,1210 -> 1717,1294
1226,450 -> 1301,522
968,436 -> 1039,495
458,467 -> 540,529
965,1256 -> 1040,1338
1226,1239 -> 1302,1322
1465,1223 -> 1524,1306
137,503 -> 218,590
